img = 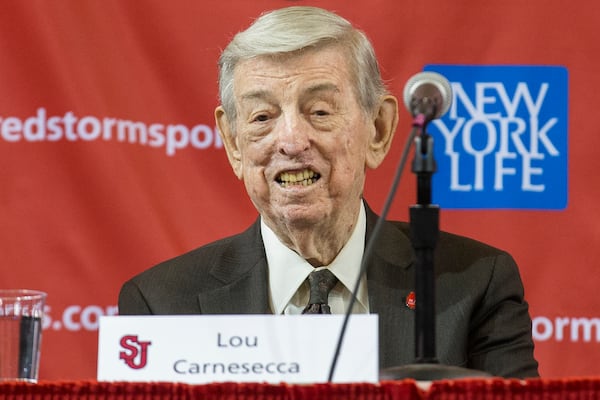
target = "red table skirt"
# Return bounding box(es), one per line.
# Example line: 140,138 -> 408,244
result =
0,378 -> 599,400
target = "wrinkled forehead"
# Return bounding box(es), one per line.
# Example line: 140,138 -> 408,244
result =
232,45 -> 359,100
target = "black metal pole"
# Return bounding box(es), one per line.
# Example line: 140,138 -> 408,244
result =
409,132 -> 439,363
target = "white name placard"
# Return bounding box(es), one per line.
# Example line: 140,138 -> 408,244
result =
97,314 -> 378,384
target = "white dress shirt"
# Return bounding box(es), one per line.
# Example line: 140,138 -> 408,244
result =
262,202 -> 369,315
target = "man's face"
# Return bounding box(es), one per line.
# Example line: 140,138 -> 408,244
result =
223,46 -> 377,236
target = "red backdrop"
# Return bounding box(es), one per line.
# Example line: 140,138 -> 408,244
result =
1,0 -> 598,379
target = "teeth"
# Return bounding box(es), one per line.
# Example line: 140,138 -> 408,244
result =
278,169 -> 319,187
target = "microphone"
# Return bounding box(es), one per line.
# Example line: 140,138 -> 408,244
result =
330,70 -> 489,382
403,71 -> 452,121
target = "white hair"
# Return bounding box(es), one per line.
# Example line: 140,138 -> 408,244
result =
217,6 -> 388,123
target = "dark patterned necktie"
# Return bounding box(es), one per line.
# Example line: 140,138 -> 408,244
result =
302,269 -> 338,314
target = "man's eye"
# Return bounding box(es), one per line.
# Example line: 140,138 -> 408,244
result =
313,110 -> 330,117
252,114 -> 269,122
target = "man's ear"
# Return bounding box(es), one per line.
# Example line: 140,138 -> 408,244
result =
366,95 -> 399,169
215,106 -> 243,179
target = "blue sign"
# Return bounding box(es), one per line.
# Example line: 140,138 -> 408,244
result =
424,65 -> 568,210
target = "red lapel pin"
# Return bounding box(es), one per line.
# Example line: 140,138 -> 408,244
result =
405,291 -> 416,310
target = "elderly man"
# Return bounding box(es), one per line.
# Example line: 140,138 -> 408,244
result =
119,6 -> 539,378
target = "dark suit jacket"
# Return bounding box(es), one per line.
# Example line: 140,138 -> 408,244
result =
119,206 -> 539,378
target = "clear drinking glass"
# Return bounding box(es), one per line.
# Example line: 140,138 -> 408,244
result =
0,289 -> 46,382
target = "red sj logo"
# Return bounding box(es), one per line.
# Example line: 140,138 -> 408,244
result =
119,335 -> 152,369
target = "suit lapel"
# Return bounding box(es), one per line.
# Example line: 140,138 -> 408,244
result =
197,219 -> 271,314
364,205 -> 418,368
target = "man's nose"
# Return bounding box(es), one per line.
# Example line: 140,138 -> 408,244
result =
277,113 -> 311,156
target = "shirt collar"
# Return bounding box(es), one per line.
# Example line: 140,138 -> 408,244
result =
262,201 -> 367,314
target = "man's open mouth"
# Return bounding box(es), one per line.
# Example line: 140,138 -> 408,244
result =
276,169 -> 321,187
